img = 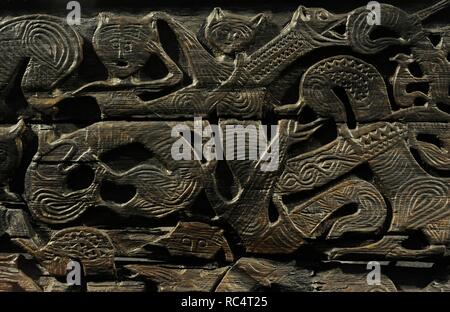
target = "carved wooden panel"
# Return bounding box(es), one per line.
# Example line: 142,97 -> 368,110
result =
0,0 -> 450,292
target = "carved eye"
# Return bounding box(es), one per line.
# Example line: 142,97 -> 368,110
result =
112,42 -> 120,49
182,237 -> 191,246
216,28 -> 230,39
232,32 -> 241,39
124,42 -> 133,52
321,161 -> 332,170
317,10 -> 329,20
198,239 -> 207,248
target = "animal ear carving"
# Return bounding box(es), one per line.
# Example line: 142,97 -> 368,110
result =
96,12 -> 109,26
203,8 -> 271,58
250,13 -> 267,28
211,7 -> 225,21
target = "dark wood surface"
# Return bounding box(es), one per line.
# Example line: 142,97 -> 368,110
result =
0,0 -> 449,292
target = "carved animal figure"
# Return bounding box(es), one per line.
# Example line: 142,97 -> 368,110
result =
203,8 -> 268,58
72,13 -> 183,93
298,55 -> 391,124
390,53 -> 429,108
202,119 -> 388,254
94,13 -> 155,79
25,122 -> 204,224
100,6 -> 349,119
14,227 -> 116,276
373,2 -> 450,119
155,222 -> 234,262
276,1 -> 450,121
0,15 -> 83,116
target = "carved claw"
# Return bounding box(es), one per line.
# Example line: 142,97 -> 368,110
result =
145,40 -> 164,55
287,118 -> 326,145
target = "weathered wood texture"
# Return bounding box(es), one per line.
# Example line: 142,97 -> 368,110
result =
0,0 -> 449,291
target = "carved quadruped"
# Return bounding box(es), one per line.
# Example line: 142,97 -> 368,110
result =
25,121 -> 206,224
14,227 -> 116,276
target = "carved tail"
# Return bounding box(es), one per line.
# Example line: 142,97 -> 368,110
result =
300,55 -> 391,124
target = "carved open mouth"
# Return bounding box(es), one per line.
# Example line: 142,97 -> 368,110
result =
116,60 -> 129,67
321,17 -> 347,41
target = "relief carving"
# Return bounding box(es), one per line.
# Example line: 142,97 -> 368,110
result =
0,0 -> 449,292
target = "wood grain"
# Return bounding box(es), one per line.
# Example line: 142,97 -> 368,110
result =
0,0 -> 449,292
